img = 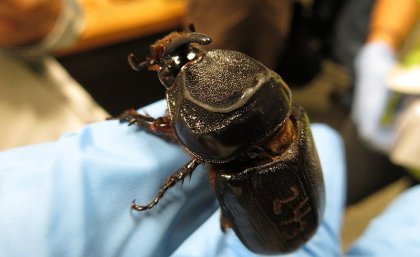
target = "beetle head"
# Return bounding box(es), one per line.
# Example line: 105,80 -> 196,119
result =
128,32 -> 212,88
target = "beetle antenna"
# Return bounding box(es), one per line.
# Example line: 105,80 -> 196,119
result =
128,53 -> 148,71
131,158 -> 201,211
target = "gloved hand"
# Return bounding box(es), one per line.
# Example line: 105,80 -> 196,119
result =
351,42 -> 397,152
0,100 -> 346,257
347,184 -> 420,257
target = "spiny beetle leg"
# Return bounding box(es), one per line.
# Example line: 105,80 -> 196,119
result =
116,109 -> 177,143
132,158 -> 201,211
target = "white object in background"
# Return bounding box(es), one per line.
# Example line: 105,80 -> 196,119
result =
391,100 -> 420,170
387,65 -> 420,94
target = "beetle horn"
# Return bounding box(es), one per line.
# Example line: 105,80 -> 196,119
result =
128,53 -> 148,71
164,32 -> 212,56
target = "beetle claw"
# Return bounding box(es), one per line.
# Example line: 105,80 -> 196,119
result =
131,199 -> 149,211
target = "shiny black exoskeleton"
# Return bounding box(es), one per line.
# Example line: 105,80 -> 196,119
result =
119,30 -> 325,255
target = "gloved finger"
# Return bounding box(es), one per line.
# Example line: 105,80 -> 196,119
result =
351,42 -> 397,152
0,99 -> 217,257
170,124 -> 346,257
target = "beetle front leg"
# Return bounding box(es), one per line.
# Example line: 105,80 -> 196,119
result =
132,158 -> 201,211
116,109 -> 177,143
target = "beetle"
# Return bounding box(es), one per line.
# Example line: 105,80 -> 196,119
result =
117,30 -> 325,255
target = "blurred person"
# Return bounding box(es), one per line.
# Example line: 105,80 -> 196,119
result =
332,0 -> 420,202
186,0 -> 348,87
186,0 -> 292,71
0,0 -> 108,150
333,0 -> 375,79
351,0 -> 420,172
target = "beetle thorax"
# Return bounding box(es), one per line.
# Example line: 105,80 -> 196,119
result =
167,49 -> 291,163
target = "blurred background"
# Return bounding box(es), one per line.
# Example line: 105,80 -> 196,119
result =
2,0 -> 419,251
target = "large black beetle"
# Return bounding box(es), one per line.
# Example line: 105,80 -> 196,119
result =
118,30 -> 325,255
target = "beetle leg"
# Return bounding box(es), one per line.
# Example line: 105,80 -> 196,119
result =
115,109 -> 177,143
132,158 -> 201,211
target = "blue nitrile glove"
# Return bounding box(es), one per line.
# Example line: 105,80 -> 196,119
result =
351,42 -> 397,153
0,100 -> 218,257
0,99 -> 346,257
346,185 -> 420,257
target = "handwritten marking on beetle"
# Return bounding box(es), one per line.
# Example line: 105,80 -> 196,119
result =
272,186 -> 312,239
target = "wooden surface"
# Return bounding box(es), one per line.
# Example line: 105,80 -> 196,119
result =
61,0 -> 187,55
